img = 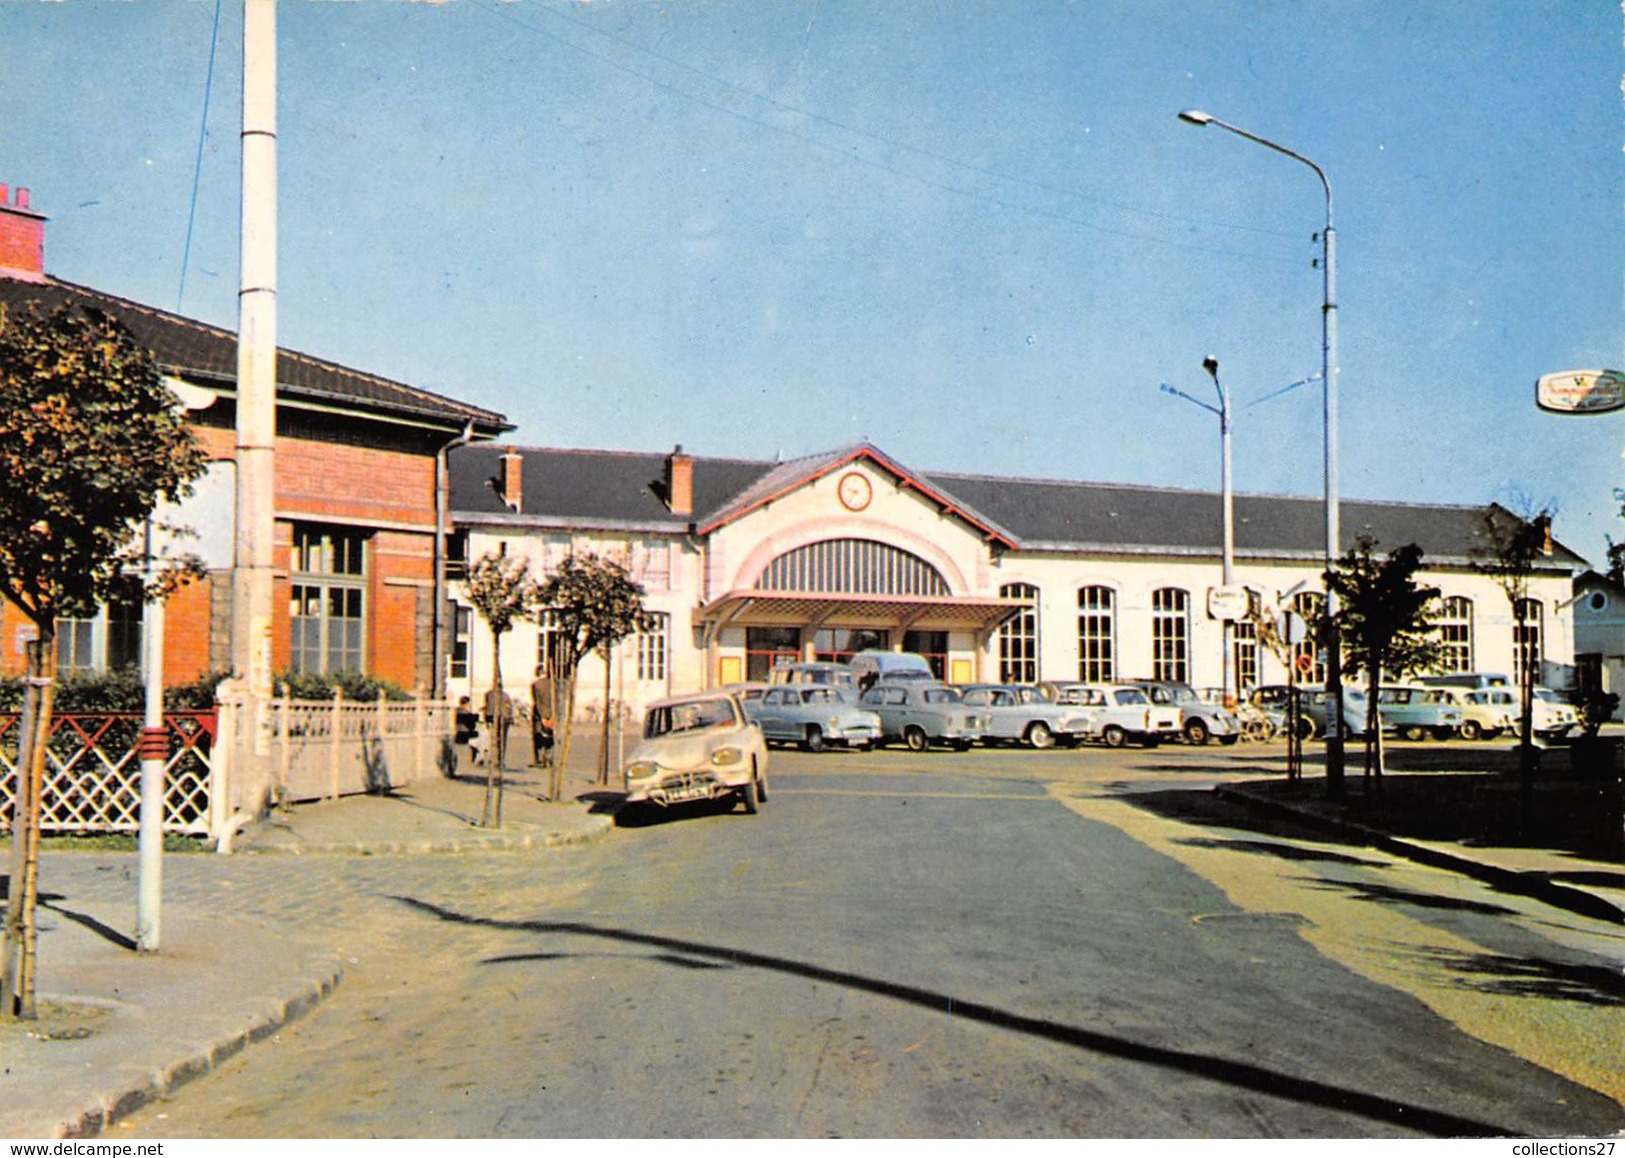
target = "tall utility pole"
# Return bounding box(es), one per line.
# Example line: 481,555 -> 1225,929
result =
232,0 -> 277,696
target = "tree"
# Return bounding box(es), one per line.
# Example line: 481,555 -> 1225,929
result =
1325,536 -> 1443,793
0,301 -> 207,1019
531,552 -> 645,802
1472,501 -> 1556,826
463,549 -> 537,828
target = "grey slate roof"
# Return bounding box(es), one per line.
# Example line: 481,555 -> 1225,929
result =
0,275 -> 511,435
451,442 -> 1589,571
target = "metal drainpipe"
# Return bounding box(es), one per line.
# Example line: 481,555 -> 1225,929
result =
432,420 -> 476,700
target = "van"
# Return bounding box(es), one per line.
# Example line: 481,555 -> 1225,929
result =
846,650 -> 935,686
1418,672 -> 1511,691
770,661 -> 857,691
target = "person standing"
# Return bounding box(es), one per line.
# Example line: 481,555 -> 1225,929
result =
531,664 -> 557,768
483,685 -> 513,768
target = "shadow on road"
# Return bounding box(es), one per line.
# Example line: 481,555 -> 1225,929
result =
1398,946 -> 1625,1007
389,894 -> 1511,1138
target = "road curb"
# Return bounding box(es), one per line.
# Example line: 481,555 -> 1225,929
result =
1213,784 -> 1625,926
240,813 -> 616,857
53,958 -> 346,1139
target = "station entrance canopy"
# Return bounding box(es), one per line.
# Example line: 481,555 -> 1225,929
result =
697,590 -> 1031,636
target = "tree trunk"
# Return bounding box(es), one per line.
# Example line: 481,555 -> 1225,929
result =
597,645 -> 612,787
551,665 -> 580,804
482,631 -> 506,829
3,632 -> 54,1019
1366,674 -> 1384,797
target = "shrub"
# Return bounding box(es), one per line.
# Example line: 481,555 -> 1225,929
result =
274,669 -> 413,702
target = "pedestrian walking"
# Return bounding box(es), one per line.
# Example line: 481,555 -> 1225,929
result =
531,664 -> 557,767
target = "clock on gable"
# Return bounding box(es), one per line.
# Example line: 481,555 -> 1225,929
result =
837,471 -> 873,512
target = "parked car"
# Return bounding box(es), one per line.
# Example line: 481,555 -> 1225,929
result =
1298,685 -> 1371,739
722,681 -> 771,710
858,682 -> 988,750
1531,686 -> 1579,741
623,691 -> 770,813
957,683 -> 1093,748
770,661 -> 857,691
1038,682 -> 1179,748
1127,679 -> 1242,745
847,650 -> 936,687
749,684 -> 881,751
1249,685 -> 1309,739
1419,672 -> 1513,691
1375,684 -> 1464,741
1436,686 -> 1515,741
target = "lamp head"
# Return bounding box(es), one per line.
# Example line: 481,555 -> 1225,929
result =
1178,109 -> 1214,126
1202,356 -> 1219,378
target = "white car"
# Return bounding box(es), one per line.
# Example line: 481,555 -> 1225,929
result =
958,684 -> 1093,748
1436,687 -> 1515,741
624,692 -> 770,813
749,684 -> 882,751
1531,687 -> 1578,741
1041,682 -> 1180,748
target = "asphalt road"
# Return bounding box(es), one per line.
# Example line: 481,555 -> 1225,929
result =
119,744 -> 1625,1138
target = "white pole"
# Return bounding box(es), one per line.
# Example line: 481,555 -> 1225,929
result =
136,525 -> 165,952
232,0 -> 277,697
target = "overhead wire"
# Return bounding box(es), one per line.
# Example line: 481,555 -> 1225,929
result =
177,0 -> 224,315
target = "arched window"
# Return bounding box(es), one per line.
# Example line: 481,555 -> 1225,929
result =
1514,597 -> 1543,687
1293,591 -> 1326,684
998,583 -> 1040,684
1151,588 -> 1190,683
756,538 -> 948,595
1078,586 -> 1115,683
1438,596 -> 1474,673
637,612 -> 669,682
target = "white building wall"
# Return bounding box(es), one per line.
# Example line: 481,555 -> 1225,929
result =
450,491 -> 1579,720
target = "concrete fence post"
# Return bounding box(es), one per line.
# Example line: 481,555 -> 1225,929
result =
330,688 -> 344,801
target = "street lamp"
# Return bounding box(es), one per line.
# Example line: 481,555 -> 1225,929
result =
1159,358 -> 1234,705
1178,108 -> 1346,794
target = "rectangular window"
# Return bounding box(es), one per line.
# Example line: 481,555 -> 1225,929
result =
1151,588 -> 1190,684
637,612 -> 669,681
1078,586 -> 1115,683
536,609 -> 563,675
289,526 -> 368,675
1438,596 -> 1474,673
449,604 -> 472,681
998,583 -> 1040,684
1514,598 -> 1543,687
55,615 -> 98,675
1233,618 -> 1258,693
54,589 -> 144,675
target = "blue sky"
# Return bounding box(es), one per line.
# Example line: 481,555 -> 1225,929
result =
2,1 -> 1621,563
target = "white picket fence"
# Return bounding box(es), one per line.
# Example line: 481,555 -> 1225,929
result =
2,686 -> 455,843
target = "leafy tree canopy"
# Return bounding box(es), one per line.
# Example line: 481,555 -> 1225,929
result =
1326,535 -> 1444,683
533,551 -> 646,668
0,302 -> 207,625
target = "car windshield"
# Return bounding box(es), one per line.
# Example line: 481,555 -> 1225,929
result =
922,687 -> 963,704
1533,688 -> 1565,704
1166,686 -> 1199,704
1113,688 -> 1149,706
645,699 -> 737,738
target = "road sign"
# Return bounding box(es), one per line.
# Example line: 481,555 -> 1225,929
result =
1536,369 -> 1625,415
1207,585 -> 1250,621
1277,610 -> 1308,645
1295,653 -> 1315,674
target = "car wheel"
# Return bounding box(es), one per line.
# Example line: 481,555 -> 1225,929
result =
739,767 -> 760,814
1293,717 -> 1315,741
1185,719 -> 1210,745
1402,725 -> 1427,742
1026,721 -> 1055,749
1459,720 -> 1482,741
1243,720 -> 1273,743
1102,724 -> 1127,748
803,726 -> 826,753
904,726 -> 929,752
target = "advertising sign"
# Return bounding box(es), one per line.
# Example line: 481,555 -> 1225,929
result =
1536,369 -> 1625,415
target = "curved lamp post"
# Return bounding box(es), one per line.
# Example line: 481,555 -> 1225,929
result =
1178,108 -> 1345,794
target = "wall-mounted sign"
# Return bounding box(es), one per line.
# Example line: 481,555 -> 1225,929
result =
1207,585 -> 1250,621
1536,369 -> 1625,415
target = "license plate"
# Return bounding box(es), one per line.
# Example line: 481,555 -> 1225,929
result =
664,783 -> 713,803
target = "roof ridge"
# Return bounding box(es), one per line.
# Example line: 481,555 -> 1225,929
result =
33,276 -> 505,423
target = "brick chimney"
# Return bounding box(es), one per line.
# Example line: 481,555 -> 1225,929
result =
0,183 -> 46,283
498,447 -> 523,513
664,445 -> 693,518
